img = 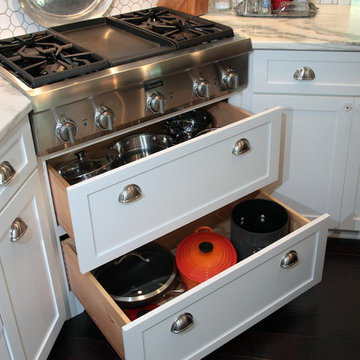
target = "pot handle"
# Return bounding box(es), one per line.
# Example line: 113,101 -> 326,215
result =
195,226 -> 213,233
113,251 -> 150,266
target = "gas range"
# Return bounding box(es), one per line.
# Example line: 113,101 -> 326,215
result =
0,7 -> 252,157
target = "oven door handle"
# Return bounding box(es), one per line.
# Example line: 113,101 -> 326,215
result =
118,184 -> 143,204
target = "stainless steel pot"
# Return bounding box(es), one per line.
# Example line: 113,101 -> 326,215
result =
56,149 -> 118,184
112,133 -> 175,166
93,243 -> 179,308
164,109 -> 213,142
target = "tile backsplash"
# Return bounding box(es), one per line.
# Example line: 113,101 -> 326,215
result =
0,0 -> 157,38
0,0 -> 352,39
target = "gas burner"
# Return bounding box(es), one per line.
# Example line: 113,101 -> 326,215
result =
117,8 -> 176,26
115,7 -> 234,48
0,31 -> 108,88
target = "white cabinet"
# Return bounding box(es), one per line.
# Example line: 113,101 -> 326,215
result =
245,50 -> 360,231
339,98 -> 360,230
48,101 -> 329,360
0,119 -> 66,360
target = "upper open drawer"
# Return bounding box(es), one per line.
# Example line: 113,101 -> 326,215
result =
47,102 -> 281,273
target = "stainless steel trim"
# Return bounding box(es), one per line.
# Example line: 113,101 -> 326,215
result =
0,37 -> 251,113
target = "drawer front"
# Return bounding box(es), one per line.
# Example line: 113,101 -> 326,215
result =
122,213 -> 329,360
252,50 -> 360,96
0,119 -> 37,211
65,105 -> 281,273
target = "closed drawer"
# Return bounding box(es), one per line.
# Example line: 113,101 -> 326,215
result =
62,191 -> 330,360
48,102 -> 281,273
0,119 -> 37,211
252,50 -> 360,96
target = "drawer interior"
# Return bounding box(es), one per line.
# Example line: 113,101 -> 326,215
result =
47,101 -> 251,239
61,191 -> 309,359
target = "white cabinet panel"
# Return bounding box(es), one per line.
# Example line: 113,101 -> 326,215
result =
339,98 -> 360,230
253,94 -> 352,228
0,170 -> 65,360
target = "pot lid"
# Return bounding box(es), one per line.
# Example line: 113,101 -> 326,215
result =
19,0 -> 113,27
93,243 -> 177,304
56,149 -> 118,184
175,227 -> 237,284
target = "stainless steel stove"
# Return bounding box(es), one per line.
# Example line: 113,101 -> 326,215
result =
0,7 -> 252,157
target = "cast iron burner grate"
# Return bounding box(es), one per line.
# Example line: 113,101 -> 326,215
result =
0,31 -> 109,88
115,7 -> 234,49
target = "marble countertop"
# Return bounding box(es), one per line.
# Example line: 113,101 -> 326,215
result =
0,77 -> 31,142
204,3 -> 360,51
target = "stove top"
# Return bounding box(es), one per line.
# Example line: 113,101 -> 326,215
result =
0,7 -> 234,88
0,7 -> 252,157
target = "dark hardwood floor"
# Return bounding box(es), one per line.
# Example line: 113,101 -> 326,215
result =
48,237 -> 360,360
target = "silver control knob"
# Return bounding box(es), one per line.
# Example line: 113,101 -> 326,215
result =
193,78 -> 211,98
55,116 -> 77,144
147,92 -> 166,114
95,106 -> 115,130
222,69 -> 240,90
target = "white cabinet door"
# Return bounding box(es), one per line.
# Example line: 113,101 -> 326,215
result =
339,98 -> 360,230
252,94 -> 353,229
0,170 -> 65,360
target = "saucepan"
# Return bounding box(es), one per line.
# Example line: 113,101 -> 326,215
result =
112,133 -> 175,166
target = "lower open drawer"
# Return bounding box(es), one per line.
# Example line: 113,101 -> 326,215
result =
61,191 -> 329,360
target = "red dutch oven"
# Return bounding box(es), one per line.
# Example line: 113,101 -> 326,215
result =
175,226 -> 237,289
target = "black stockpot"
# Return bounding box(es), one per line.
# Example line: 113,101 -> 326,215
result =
231,199 -> 290,261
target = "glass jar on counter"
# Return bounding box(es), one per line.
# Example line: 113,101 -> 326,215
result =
209,0 -> 233,11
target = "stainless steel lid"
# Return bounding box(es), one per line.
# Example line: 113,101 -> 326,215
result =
19,0 -> 113,27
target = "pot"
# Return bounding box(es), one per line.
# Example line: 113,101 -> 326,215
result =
56,149 -> 118,184
112,133 -> 175,166
164,109 -> 213,143
93,243 -> 178,308
175,226 -> 237,289
231,199 -> 290,261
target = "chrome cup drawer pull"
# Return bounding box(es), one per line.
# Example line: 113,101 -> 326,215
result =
232,138 -> 250,155
10,217 -> 28,242
0,161 -> 16,186
118,184 -> 142,204
280,250 -> 298,268
293,66 -> 315,81
171,313 -> 194,334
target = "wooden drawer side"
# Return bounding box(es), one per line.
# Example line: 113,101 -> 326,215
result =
62,240 -> 129,359
48,165 -> 74,239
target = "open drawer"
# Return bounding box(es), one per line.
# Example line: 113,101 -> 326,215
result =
62,191 -> 330,360
48,102 -> 282,273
